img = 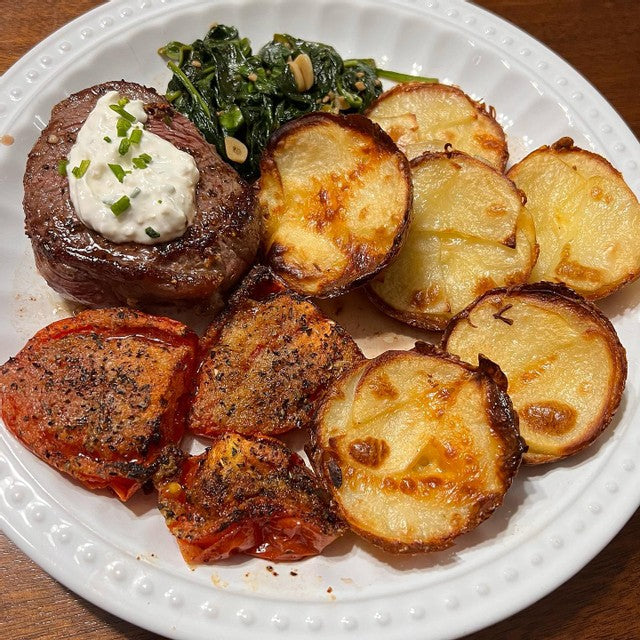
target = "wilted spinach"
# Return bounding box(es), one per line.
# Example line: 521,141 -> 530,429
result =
159,24 -> 436,181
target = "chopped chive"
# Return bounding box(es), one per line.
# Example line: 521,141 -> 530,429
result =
116,117 -> 131,137
145,226 -> 161,239
71,159 -> 91,178
57,158 -> 69,176
110,195 -> 131,216
103,136 -> 112,143
118,138 -> 131,156
132,153 -> 152,169
108,163 -> 127,183
129,128 -> 142,144
130,187 -> 141,198
117,97 -> 130,107
109,104 -> 136,122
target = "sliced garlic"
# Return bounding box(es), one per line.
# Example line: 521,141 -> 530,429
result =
287,53 -> 314,92
294,53 -> 314,90
287,59 -> 306,92
224,136 -> 249,163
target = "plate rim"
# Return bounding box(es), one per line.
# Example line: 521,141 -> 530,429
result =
1,1 -> 639,639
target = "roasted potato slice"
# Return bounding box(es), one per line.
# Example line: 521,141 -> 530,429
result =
258,112 -> 412,297
507,137 -> 640,299
155,435 -> 346,563
310,343 -> 525,553
0,308 -> 198,500
188,267 -> 363,437
367,151 -> 538,330
365,82 -> 508,171
442,283 -> 627,463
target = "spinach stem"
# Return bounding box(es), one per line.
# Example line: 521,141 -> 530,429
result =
375,68 -> 438,84
167,61 -> 212,118
344,58 -> 376,68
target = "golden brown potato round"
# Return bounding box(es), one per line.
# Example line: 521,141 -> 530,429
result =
365,82 -> 508,171
258,112 -> 412,297
367,151 -> 538,330
507,137 -> 640,299
310,343 -> 525,553
188,266 -> 363,437
442,283 -> 627,464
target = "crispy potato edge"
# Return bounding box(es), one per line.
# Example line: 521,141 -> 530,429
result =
413,342 -> 527,483
364,286 -> 451,331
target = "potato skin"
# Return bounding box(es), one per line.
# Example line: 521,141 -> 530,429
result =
188,266 -> 364,437
0,308 -> 198,500
258,112 -> 413,297
442,281 -> 627,463
309,343 -> 525,553
155,434 -> 346,563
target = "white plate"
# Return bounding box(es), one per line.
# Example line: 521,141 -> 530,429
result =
1,1 -> 639,638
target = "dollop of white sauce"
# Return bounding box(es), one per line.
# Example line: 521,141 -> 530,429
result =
67,91 -> 199,245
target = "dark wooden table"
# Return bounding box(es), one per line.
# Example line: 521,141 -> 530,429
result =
1,1 -> 639,639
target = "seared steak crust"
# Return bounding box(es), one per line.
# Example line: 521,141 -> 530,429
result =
23,81 -> 259,307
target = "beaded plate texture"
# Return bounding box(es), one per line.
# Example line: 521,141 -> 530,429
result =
0,1 -> 639,639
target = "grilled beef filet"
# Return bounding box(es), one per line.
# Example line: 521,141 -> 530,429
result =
23,81 -> 259,307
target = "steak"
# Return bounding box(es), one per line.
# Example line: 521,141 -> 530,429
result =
23,81 -> 260,307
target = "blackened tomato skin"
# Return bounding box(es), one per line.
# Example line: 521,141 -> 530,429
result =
174,517 -> 337,563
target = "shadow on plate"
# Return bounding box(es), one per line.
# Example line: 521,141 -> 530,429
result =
596,276 -> 640,319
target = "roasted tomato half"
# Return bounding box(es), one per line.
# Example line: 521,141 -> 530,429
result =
155,434 -> 346,563
189,266 -> 363,437
0,308 -> 198,500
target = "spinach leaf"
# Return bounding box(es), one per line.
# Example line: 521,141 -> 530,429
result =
159,25 -> 436,181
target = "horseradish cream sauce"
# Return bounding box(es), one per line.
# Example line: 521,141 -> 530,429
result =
66,91 -> 199,245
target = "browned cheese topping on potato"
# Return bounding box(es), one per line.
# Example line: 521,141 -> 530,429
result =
188,267 -> 363,437
442,283 -> 627,464
367,151 -> 538,330
258,112 -> 412,297
310,343 -> 525,553
365,82 -> 508,171
507,137 -> 640,299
